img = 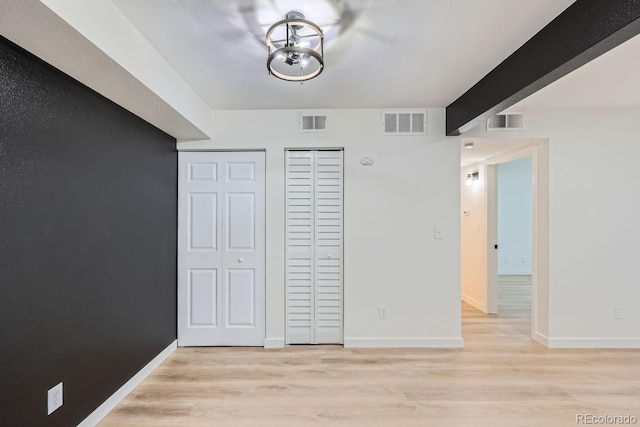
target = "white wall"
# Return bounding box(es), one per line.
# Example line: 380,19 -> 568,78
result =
178,109 -> 463,348
466,108 -> 640,347
460,163 -> 488,312
497,157 -> 532,275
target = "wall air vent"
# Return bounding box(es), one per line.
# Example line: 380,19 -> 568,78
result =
300,114 -> 328,132
486,113 -> 525,131
382,110 -> 427,135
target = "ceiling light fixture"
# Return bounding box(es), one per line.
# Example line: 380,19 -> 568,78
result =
266,10 -> 324,82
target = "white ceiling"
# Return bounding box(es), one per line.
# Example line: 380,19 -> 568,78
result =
110,0 -> 576,110
460,32 -> 640,166
458,22 -> 640,166
510,33 -> 640,110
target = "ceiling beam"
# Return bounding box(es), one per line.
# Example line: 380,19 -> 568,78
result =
445,0 -> 640,136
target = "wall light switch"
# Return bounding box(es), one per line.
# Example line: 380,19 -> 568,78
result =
434,226 -> 444,239
615,306 -> 624,320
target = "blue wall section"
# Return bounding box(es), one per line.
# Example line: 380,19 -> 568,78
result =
0,36 -> 177,426
497,157 -> 532,275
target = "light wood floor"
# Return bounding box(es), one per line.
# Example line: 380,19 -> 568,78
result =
498,274 -> 531,316
101,301 -> 640,427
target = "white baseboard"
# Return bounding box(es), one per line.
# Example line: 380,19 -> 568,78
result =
547,337 -> 640,349
532,331 -> 549,347
461,293 -> 486,312
344,337 -> 464,348
498,270 -> 532,275
77,340 -> 177,427
264,337 -> 285,349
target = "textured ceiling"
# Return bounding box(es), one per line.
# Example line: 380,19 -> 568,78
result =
110,0 -> 576,110
511,33 -> 640,110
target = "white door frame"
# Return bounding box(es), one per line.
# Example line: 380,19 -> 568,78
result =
485,163 -> 499,315
484,143 -> 549,345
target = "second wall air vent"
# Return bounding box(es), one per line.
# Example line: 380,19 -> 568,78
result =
486,113 -> 525,131
300,114 -> 328,132
382,110 -> 427,135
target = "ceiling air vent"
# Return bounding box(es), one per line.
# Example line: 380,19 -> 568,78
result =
300,114 -> 328,132
382,110 -> 427,135
486,113 -> 525,131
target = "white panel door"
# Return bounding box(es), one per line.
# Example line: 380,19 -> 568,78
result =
179,151 -> 265,346
286,150 -> 343,344
221,153 -> 265,345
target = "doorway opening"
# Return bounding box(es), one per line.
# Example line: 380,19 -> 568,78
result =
491,157 -> 533,335
460,137 -> 549,345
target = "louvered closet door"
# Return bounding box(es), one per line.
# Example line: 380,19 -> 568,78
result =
314,151 -> 343,344
286,150 -> 343,344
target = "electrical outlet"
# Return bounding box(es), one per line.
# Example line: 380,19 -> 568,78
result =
378,306 -> 388,320
615,306 -> 624,320
48,382 -> 63,415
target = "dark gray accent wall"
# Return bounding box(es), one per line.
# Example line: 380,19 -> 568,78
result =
0,36 -> 177,426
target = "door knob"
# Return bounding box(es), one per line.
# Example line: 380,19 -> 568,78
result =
238,258 -> 244,263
